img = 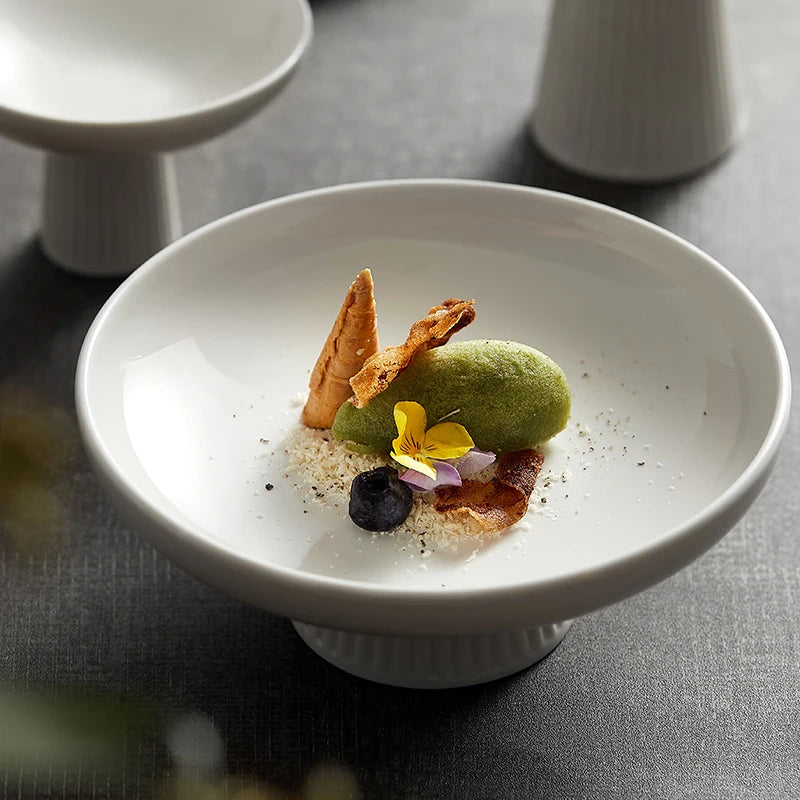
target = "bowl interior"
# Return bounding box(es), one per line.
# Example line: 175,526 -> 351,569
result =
80,182 -> 785,594
0,0 -> 308,123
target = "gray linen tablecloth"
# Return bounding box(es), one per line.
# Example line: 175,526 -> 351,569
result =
0,1 -> 797,798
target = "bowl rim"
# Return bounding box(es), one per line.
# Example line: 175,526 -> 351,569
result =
75,178 -> 792,631
0,0 -> 312,134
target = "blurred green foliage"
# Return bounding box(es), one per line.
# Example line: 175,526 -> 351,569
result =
0,382 -> 76,555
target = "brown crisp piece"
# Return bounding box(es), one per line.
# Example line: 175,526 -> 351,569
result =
434,450 -> 545,532
348,298 -> 476,408
302,269 -> 380,428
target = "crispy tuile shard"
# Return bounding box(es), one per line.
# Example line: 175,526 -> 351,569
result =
348,298 -> 475,408
434,449 -> 544,532
302,269 -> 380,428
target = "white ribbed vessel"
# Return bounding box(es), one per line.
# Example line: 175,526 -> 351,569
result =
0,0 -> 312,277
41,153 -> 181,277
532,0 -> 743,182
292,621 -> 572,688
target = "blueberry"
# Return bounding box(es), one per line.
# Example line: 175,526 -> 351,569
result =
349,466 -> 413,531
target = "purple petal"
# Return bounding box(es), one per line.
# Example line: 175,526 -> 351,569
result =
455,448 -> 496,477
430,461 -> 462,487
399,461 -> 463,493
398,469 -> 435,492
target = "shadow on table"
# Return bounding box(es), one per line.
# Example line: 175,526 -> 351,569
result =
135,605 -> 607,799
0,240 -> 123,559
477,122 -> 717,222
0,238 -> 122,388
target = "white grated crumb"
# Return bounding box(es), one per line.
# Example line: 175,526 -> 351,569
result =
283,424 -> 505,548
465,548 -> 479,564
288,392 -> 308,408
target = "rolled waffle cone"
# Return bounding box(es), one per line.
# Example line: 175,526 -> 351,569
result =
301,269 -> 380,428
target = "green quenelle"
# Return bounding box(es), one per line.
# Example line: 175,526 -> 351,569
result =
331,340 -> 571,454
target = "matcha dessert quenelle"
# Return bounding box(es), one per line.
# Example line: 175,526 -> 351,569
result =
290,269 -> 571,539
332,340 -> 570,455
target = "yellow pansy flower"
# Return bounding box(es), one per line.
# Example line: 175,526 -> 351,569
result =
390,401 -> 474,479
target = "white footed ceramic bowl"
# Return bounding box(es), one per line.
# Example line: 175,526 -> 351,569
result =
0,0 -> 312,152
0,0 -> 312,276
76,180 -> 790,688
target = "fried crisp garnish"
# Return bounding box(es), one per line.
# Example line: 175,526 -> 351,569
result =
348,298 -> 476,408
434,449 -> 544,532
302,269 -> 380,428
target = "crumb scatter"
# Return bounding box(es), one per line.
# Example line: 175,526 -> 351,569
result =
282,424 -> 559,549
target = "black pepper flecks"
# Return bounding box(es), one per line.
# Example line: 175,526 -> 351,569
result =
265,483 -> 274,491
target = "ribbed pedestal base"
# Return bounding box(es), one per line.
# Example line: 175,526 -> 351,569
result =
41,152 -> 181,277
292,620 -> 572,688
532,0 -> 743,182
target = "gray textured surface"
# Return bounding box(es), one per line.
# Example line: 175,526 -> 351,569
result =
1,0 -> 799,798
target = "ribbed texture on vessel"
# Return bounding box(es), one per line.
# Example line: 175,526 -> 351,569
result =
41,153 -> 181,277
532,0 -> 743,182
292,621 -> 573,688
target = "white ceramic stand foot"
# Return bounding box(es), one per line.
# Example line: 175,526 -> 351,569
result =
41,152 -> 182,277
531,0 -> 743,182
292,620 -> 572,688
